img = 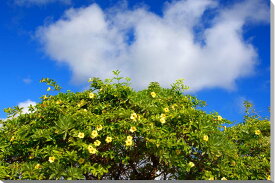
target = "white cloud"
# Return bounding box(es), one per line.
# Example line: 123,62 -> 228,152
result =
0,100 -> 36,127
23,78 -> 32,84
15,0 -> 71,6
18,99 -> 36,114
36,0 -> 269,91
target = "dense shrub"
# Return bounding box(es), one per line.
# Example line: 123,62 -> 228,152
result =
0,71 -> 270,180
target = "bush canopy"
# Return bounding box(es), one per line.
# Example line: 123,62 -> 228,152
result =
0,71 -> 270,180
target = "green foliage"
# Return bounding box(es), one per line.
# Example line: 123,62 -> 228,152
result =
40,78 -> 62,91
0,73 -> 270,180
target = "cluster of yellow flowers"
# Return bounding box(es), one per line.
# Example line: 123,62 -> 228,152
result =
77,125 -> 103,140
76,126 -> 112,155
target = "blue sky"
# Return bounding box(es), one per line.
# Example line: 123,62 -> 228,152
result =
0,0 -> 270,125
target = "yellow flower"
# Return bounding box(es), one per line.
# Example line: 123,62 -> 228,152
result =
88,145 -> 93,150
150,92 -> 156,98
89,92 -> 95,99
127,136 -> 133,140
203,135 -> 209,142
105,136 -> 112,143
88,146 -> 97,154
29,155 -> 34,159
35,164 -> 42,169
188,161 -> 195,168
208,177 -> 214,180
130,113 -> 138,121
78,132 -> 85,138
48,156 -> 55,163
160,114 -> 166,118
94,140 -> 101,146
47,87 -> 51,91
160,117 -> 166,124
10,136 -> 15,142
217,115 -> 223,121
221,177 -> 227,180
56,100 -> 62,105
91,130 -> 98,139
77,100 -> 86,108
171,104 -> 178,110
130,126 -> 137,133
163,108 -> 169,113
125,139 -> 133,146
68,137 -> 74,142
255,130 -> 261,135
96,125 -> 103,131
78,158 -> 85,164
267,175 -> 271,180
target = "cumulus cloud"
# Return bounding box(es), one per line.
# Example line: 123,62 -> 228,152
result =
15,0 -> 71,6
0,100 -> 36,127
36,0 -> 269,91
18,99 -> 36,114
